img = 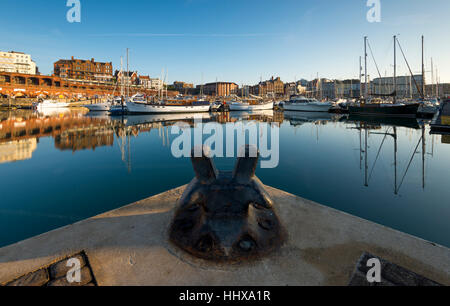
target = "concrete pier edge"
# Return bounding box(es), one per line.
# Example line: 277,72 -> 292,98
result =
0,185 -> 449,286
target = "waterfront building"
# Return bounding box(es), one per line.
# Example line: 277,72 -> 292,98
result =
149,78 -> 165,91
426,83 -> 450,98
203,82 -> 239,97
115,70 -> 139,86
0,51 -> 38,75
138,75 -> 151,88
328,79 -> 361,99
284,82 -> 307,97
251,77 -> 284,97
173,81 -> 194,91
371,75 -> 424,99
305,79 -> 361,99
0,71 -> 177,99
54,57 -> 113,84
138,76 -> 165,91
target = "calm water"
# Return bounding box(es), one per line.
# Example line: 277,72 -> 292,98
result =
1,109 -> 449,248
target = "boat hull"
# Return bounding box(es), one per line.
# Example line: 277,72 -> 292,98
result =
283,103 -> 331,112
348,103 -> 420,118
33,103 -> 69,112
229,102 -> 274,111
127,102 -> 211,114
84,103 -> 110,112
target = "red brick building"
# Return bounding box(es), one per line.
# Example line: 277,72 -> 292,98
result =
203,82 -> 238,97
54,57 -> 113,83
250,77 -> 284,97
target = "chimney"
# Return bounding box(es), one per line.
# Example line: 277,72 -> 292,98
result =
71,56 -> 74,60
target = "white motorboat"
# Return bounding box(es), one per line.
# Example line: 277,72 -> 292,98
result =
283,96 -> 332,112
229,100 -> 274,111
32,100 -> 70,112
84,102 -> 111,112
126,100 -> 211,114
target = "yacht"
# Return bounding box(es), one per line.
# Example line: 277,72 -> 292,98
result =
229,99 -> 274,111
283,96 -> 332,112
83,102 -> 111,112
32,100 -> 70,111
349,36 -> 420,118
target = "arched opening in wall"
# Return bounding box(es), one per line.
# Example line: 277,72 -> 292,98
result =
28,77 -> 39,86
42,78 -> 53,87
13,76 -> 26,85
0,74 -> 11,84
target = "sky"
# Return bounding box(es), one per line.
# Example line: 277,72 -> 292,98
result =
1,0 -> 449,85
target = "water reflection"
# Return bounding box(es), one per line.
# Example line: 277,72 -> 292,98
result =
0,109 -> 114,162
283,111 -> 341,126
0,109 -> 449,248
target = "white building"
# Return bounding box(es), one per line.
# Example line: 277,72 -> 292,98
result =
371,75 -> 424,99
0,51 -> 38,75
148,78 -> 164,90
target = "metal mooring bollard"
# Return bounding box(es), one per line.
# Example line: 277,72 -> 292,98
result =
169,145 -> 286,262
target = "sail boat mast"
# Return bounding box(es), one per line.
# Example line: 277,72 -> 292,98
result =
431,58 -> 434,97
422,35 -> 426,98
120,57 -> 124,97
359,56 -> 362,98
364,37 -> 368,101
394,35 -> 397,104
126,48 -> 129,99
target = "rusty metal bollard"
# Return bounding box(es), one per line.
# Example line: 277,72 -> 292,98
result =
169,145 -> 285,262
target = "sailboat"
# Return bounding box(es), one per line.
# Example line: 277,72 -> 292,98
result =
109,52 -> 129,116
229,83 -> 274,111
127,70 -> 211,114
348,36 -> 420,118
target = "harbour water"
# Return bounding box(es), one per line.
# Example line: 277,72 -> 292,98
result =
1,109 -> 449,248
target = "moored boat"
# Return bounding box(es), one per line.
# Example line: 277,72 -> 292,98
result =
349,36 -> 419,119
84,102 -> 111,112
229,100 -> 274,111
32,100 -> 70,111
283,96 -> 332,112
348,102 -> 420,118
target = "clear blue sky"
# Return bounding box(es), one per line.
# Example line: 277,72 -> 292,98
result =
1,0 -> 449,84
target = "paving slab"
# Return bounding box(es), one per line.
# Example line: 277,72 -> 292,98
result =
0,186 -> 449,286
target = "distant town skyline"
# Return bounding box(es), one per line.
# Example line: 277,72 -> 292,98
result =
1,0 -> 449,85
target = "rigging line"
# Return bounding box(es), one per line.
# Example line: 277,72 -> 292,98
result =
396,38 -> 424,99
368,127 -> 391,182
397,135 -> 423,192
367,39 -> 383,79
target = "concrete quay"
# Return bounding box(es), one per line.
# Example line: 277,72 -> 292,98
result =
0,185 -> 449,286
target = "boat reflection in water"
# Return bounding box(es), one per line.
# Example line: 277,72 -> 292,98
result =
346,114 -> 421,130
283,111 -> 343,127
345,115 -> 431,194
